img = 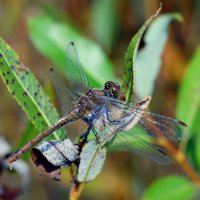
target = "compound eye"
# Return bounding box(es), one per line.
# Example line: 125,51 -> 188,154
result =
104,82 -> 111,90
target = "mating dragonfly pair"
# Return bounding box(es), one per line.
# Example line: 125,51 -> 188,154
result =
8,42 -> 190,165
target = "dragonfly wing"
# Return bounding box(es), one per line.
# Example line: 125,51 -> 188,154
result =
90,98 -> 190,164
137,111 -> 191,142
91,107 -> 170,164
107,127 -> 171,165
104,111 -> 190,164
94,95 -> 191,142
49,68 -> 78,116
65,42 -> 89,94
49,42 -> 89,116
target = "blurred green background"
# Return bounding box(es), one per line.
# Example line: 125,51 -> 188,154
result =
0,0 -> 200,199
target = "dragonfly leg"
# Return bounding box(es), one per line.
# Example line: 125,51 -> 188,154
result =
80,131 -> 89,141
79,124 -> 100,143
79,123 -> 92,141
79,132 -> 89,140
91,126 -> 100,143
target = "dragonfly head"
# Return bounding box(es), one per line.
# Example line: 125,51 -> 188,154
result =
103,81 -> 120,99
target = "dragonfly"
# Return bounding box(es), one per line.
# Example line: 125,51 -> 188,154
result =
8,42 -> 191,165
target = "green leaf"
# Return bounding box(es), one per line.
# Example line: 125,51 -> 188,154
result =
0,38 -> 65,144
176,46 -> 200,131
27,15 -> 116,88
135,13 -> 183,99
77,140 -> 106,182
122,5 -> 162,104
90,0 -> 119,52
141,175 -> 197,200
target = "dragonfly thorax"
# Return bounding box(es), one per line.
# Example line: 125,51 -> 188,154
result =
79,89 -> 102,111
85,89 -> 96,98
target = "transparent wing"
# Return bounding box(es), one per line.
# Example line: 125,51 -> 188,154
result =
94,95 -> 190,142
108,128 -> 170,165
88,98 -> 191,164
49,42 -> 88,116
65,42 -> 89,95
136,112 -> 191,141
49,68 -> 79,116
101,112 -> 190,164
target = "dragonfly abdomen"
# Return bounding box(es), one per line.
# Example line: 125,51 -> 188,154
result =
8,105 -> 83,164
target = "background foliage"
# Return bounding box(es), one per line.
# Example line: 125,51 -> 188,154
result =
0,1 -> 200,200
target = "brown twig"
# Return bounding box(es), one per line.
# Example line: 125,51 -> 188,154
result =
69,181 -> 84,200
145,110 -> 200,186
146,111 -> 200,186
158,138 -> 200,187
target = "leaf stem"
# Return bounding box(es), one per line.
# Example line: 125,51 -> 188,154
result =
159,139 -> 200,187
69,181 -> 84,200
